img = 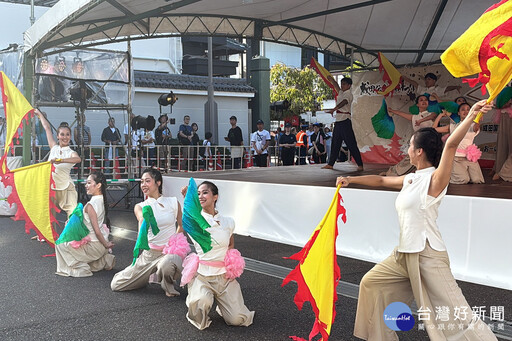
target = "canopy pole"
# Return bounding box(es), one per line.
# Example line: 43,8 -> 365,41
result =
127,39 -> 133,178
30,0 -> 35,25
205,36 -> 218,145
22,53 -> 34,166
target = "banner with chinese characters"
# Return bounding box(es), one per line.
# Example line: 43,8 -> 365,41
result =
348,64 -> 496,165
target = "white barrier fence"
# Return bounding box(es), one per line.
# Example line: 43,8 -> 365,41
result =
2,143 -> 314,178
163,176 -> 512,291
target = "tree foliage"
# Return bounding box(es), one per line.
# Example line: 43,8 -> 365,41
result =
270,63 -> 334,118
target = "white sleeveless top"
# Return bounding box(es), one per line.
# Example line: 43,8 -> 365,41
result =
450,122 -> 479,157
136,196 -> 178,247
395,167 -> 448,253
193,210 -> 235,276
48,145 -> 76,190
84,195 -> 108,242
411,111 -> 434,132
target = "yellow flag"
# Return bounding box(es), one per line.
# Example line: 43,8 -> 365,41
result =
0,71 -> 34,172
441,0 -> 512,102
283,186 -> 345,340
377,52 -> 402,96
3,162 -> 58,245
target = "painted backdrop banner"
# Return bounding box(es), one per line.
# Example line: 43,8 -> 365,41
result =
349,64 -> 494,165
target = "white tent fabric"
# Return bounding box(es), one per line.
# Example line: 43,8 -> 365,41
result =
24,0 -> 498,67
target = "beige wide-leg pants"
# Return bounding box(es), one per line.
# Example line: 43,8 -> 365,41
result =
54,183 -> 78,218
110,249 -> 182,296
354,242 -> 497,341
450,156 -> 485,184
186,273 -> 254,330
498,155 -> 512,181
55,241 -> 115,277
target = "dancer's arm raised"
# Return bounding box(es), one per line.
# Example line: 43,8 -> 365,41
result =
34,109 -> 56,148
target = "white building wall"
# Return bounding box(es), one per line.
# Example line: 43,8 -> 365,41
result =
36,89 -> 252,147
133,89 -> 252,146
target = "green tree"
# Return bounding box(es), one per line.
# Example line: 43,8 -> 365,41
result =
270,63 -> 334,119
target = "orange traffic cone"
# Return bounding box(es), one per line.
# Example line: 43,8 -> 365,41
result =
243,148 -> 253,168
114,157 -> 121,179
216,152 -> 223,170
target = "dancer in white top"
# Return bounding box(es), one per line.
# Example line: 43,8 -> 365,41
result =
55,171 -> 115,277
35,109 -> 81,218
111,168 -> 184,297
382,95 -> 436,176
337,100 -> 497,341
433,103 -> 484,184
182,181 -> 254,330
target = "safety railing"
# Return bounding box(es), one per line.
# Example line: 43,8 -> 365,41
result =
1,143 -> 327,178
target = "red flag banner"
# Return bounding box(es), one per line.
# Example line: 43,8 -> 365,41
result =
310,57 -> 339,98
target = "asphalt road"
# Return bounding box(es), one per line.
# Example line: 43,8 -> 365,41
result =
0,200 -> 510,341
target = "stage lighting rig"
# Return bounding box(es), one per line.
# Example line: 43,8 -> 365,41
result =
158,91 -> 178,114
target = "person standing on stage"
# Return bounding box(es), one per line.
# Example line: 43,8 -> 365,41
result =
36,109 -> 81,218
279,122 -> 297,166
251,119 -> 271,167
182,181 -> 254,330
323,77 -> 364,171
55,171 -> 115,277
336,100 -> 496,341
225,116 -> 244,169
111,168 -> 184,297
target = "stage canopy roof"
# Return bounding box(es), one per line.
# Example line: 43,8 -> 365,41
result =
22,0 -> 497,69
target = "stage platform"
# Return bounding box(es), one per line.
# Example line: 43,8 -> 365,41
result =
165,162 -> 512,200
162,163 -> 512,291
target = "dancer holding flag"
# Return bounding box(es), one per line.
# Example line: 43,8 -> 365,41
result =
35,109 -> 81,218
336,100 -> 496,340
111,168 -> 186,297
55,171 -> 115,277
180,179 -> 254,330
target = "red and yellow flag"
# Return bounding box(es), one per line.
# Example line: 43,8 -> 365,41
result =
441,0 -> 512,102
283,186 -> 346,341
2,162 -> 59,246
0,72 -> 58,247
0,71 -> 34,173
310,57 -> 339,98
377,52 -> 402,97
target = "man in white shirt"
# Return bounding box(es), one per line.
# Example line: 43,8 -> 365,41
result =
322,77 -> 364,171
404,72 -> 461,101
250,119 -> 271,167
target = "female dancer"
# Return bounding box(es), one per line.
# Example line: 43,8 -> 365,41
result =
336,100 -> 496,340
35,109 -> 81,218
382,95 -> 436,176
55,171 -> 115,277
111,168 -> 184,297
433,103 -> 484,184
182,181 -> 254,330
